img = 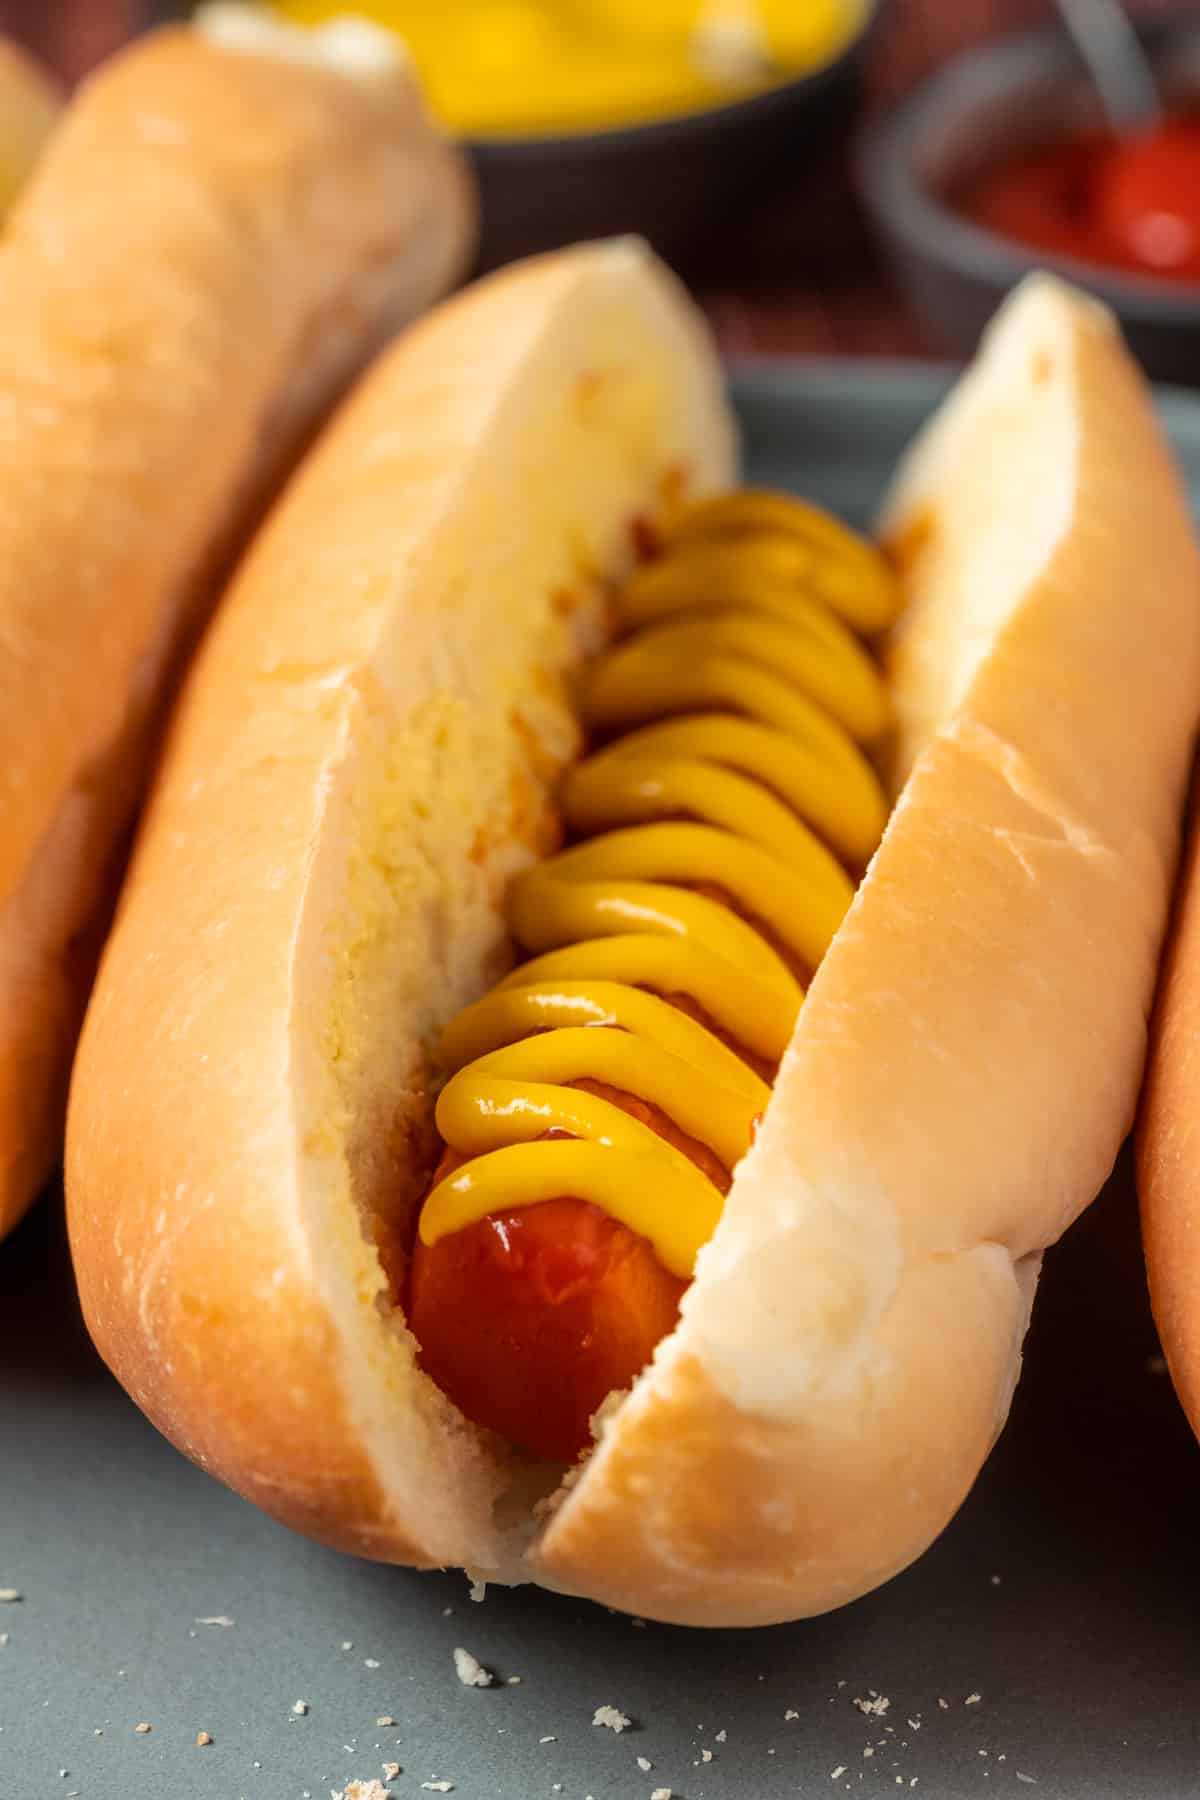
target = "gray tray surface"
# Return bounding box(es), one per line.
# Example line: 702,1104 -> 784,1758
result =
4,363 -> 1200,1800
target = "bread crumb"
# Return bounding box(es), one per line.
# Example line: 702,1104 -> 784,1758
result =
382,1763 -> 400,1779
965,1692 -> 982,1706
637,1755 -> 652,1771
715,1729 -> 727,1743
453,1647 -> 494,1689
593,1705 -> 632,1733
907,1718 -> 921,1731
937,1698 -> 949,1711
863,1749 -> 875,1759
853,1695 -> 890,1718
506,1675 -> 522,1686
1016,1776 -> 1037,1786
700,1748 -> 713,1763
195,1731 -> 213,1747
376,1717 -> 396,1728
0,1591 -> 21,1604
651,1789 -> 672,1800
831,1767 -> 847,1781
293,1700 -> 310,1715
785,1708 -> 800,1720
195,1614 -> 234,1627
539,1736 -> 557,1744
337,1784 -> 392,1800
341,1639 -> 354,1650
365,1659 -> 381,1670
134,1723 -> 152,1735
0,1635 -> 7,1647
469,1579 -> 487,1603
421,1783 -> 454,1793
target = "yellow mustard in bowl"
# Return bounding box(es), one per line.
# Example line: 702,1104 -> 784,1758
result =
269,0 -> 864,135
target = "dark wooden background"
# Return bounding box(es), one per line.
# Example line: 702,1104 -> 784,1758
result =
0,0 -> 1189,354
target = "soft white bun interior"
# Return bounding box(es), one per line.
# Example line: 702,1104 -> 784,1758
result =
67,240 -> 734,1570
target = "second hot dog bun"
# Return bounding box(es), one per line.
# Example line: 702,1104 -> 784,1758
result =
0,19 -> 473,1240
1138,780 -> 1200,1435
67,250 -> 1200,1624
0,35 -> 59,217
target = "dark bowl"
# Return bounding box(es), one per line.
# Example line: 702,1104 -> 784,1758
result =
468,3 -> 881,275
859,12 -> 1200,383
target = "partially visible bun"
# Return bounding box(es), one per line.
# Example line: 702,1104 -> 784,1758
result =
535,276 -> 1200,1622
1139,775 -> 1200,1437
0,24 -> 474,1238
0,34 -> 59,219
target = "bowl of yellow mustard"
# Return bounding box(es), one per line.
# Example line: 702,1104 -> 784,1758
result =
266,0 -> 880,270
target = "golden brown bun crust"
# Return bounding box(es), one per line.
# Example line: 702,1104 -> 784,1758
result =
66,241 -> 734,1565
1139,771 -> 1200,1437
67,262 -> 1200,1620
534,276 -> 1200,1621
0,34 -> 60,216
0,24 -> 474,1239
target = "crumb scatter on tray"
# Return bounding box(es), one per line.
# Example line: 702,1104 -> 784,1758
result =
853,1694 -> 890,1718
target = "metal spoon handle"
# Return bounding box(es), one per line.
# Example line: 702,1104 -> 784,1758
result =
1055,0 -> 1163,134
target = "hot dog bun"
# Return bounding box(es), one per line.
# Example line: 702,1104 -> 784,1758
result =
0,35 -> 60,217
0,20 -> 474,1240
66,251 -> 1200,1623
1138,783 -> 1200,1434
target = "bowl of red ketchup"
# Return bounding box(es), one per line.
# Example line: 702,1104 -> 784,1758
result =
860,12 -> 1200,382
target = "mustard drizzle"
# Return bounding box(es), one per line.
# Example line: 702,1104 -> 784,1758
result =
418,490 -> 900,1279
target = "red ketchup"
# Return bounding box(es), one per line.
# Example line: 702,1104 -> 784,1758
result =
955,114 -> 1200,284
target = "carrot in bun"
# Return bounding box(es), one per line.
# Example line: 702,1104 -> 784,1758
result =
67,245 -> 1200,1624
